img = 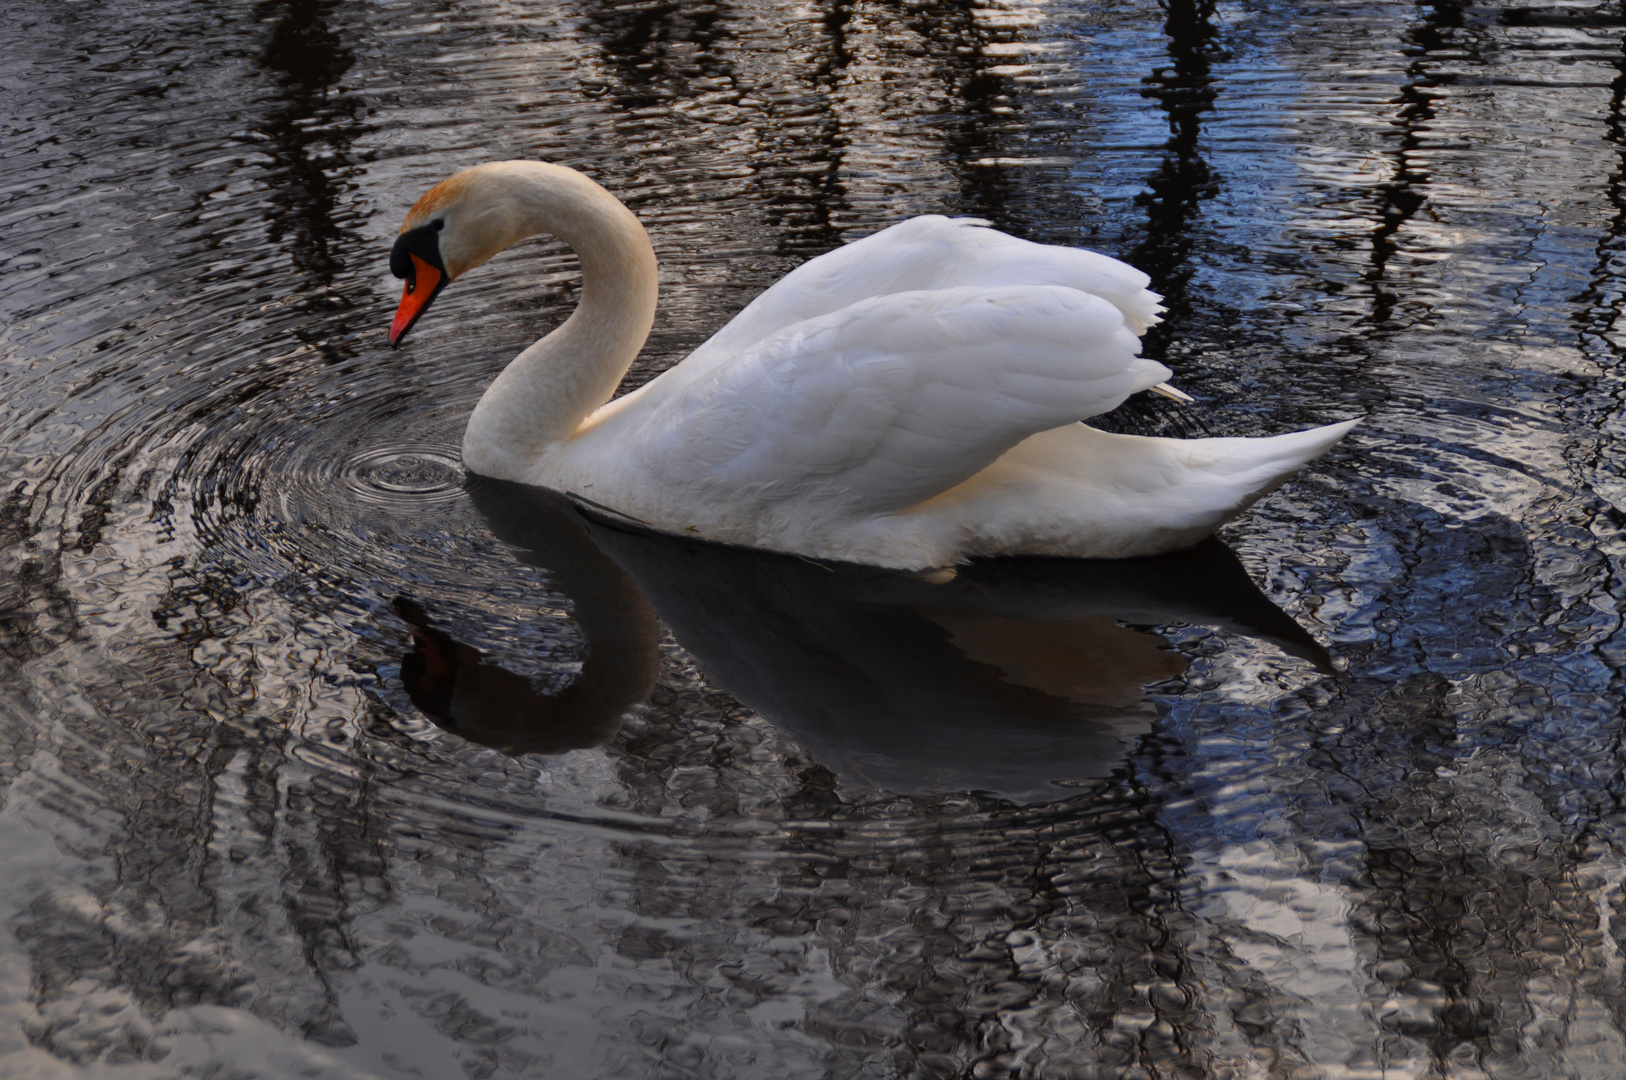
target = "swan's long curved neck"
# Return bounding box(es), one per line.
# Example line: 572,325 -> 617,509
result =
461,164 -> 658,481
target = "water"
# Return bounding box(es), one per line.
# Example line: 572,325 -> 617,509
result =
3,0 -> 1626,1075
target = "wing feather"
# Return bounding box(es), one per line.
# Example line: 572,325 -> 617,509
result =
624,284 -> 1170,516
675,217 -> 1165,387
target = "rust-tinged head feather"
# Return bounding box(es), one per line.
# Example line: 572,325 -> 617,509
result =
402,171 -> 476,233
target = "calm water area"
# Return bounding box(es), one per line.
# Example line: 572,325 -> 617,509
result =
4,0 -> 1626,1076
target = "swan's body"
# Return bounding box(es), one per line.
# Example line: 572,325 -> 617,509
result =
389,161 -> 1355,569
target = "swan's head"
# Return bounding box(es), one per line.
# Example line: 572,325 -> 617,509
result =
388,165 -> 531,347
389,161 -> 654,349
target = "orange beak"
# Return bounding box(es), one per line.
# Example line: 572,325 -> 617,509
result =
389,253 -> 446,347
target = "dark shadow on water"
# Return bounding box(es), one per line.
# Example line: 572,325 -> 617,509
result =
411,480 -> 1334,804
1359,0 -> 1473,326
576,0 -> 732,112
1094,0 -> 1222,439
250,0 -> 369,360
1130,0 -> 1222,316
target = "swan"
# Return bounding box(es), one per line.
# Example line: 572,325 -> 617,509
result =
388,160 -> 1356,570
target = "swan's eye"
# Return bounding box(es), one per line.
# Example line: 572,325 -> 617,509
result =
432,219 -> 445,231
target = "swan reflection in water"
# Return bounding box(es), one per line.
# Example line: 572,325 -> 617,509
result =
395,480 -> 1331,803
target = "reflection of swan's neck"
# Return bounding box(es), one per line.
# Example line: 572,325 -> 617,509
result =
554,551 -> 661,726
462,164 -> 659,481
397,481 -> 663,754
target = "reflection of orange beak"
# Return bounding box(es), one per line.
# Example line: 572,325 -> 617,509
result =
389,253 -> 445,347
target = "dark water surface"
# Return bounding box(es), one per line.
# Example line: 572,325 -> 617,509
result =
4,0 -> 1626,1076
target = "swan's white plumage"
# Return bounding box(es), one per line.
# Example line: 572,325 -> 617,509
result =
566,285 -> 1167,514
674,215 -> 1166,377
394,161 -> 1356,569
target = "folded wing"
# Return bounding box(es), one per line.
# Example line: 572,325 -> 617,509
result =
674,216 -> 1166,385
625,284 -> 1169,517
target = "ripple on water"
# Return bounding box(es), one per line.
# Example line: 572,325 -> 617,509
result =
339,444 -> 466,510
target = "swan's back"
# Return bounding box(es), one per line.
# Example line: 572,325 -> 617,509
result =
676,216 -> 1165,383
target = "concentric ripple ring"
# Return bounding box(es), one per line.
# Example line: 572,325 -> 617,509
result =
340,444 -> 467,509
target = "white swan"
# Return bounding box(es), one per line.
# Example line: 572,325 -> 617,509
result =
388,161 -> 1355,570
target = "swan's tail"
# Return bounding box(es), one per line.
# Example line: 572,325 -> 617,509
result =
939,417 -> 1361,560
1183,417 -> 1360,510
